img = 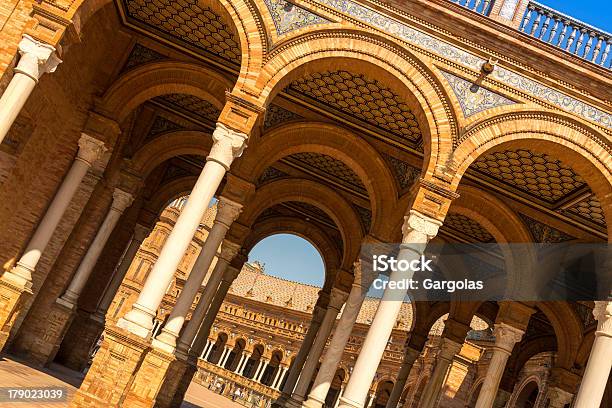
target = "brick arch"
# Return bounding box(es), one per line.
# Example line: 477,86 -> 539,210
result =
242,216 -> 342,288
411,302 -> 450,336
144,176 -> 199,219
129,131 -> 212,177
501,337 -> 556,394
536,302 -> 584,370
243,28 -> 457,181
237,178 -> 363,270
450,110 -> 612,238
233,121 -> 397,238
97,61 -> 232,122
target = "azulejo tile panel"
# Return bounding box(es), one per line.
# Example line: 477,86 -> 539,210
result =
314,0 -> 611,129
441,71 -> 516,117
263,0 -> 331,36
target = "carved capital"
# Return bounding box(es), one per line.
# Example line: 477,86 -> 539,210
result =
206,123 -> 248,170
110,189 -> 134,213
215,197 -> 243,228
401,210 -> 442,244
438,338 -> 462,362
219,240 -> 241,263
76,133 -> 107,166
328,288 -> 348,311
222,264 -> 241,282
493,322 -> 524,353
15,35 -> 62,81
594,301 -> 612,338
547,387 -> 573,408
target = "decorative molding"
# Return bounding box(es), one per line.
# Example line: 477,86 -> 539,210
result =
121,43 -> 167,72
257,166 -> 289,185
518,213 -> 575,243
263,0 -> 331,36
146,115 -> 183,140
264,104 -> 303,129
382,153 -> 420,192
314,0 -> 612,129
441,70 -> 516,117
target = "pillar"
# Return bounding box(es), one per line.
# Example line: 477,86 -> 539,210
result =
57,188 -> 134,308
0,134 -> 105,349
338,210 -> 441,408
546,387 -> 573,408
418,338 -> 462,408
274,366 -> 288,389
257,359 -> 269,383
238,352 -> 251,375
384,347 -> 420,408
474,323 -> 524,408
118,123 -> 247,338
218,347 -> 230,367
175,240 -> 241,357
0,34 -> 61,144
153,199 -> 241,352
273,303 -> 327,407
235,352 -> 247,373
91,223 -> 151,322
289,289 -> 346,406
304,264 -> 376,408
574,301 -> 612,408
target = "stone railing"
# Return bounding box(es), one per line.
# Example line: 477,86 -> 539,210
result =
519,1 -> 611,68
197,359 -> 281,400
449,0 -> 496,16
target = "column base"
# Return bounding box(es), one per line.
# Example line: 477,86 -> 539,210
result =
302,395 -> 325,408
54,311 -> 105,372
69,324 -> 150,407
337,396 -> 362,408
117,304 -> 155,338
285,395 -> 305,408
151,329 -> 178,354
161,358 -> 198,408
272,394 -> 291,408
0,273 -> 32,351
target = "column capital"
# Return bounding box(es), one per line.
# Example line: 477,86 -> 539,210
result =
215,197 -> 243,227
222,264 -> 241,282
593,301 -> 612,338
547,386 -> 573,407
77,133 -> 107,166
493,322 -> 524,354
401,210 -> 442,244
133,224 -> 151,242
111,189 -> 134,213
328,288 -> 349,311
16,34 -> 62,81
219,240 -> 241,263
353,259 -> 377,289
438,338 -> 462,362
206,123 -> 248,170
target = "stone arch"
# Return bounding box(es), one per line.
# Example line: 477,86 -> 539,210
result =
535,302 -> 583,370
450,110 -> 612,238
97,61 -> 232,123
129,131 -> 213,177
467,378 -> 485,408
234,121 -> 398,238
238,179 -> 363,270
243,216 -> 342,274
145,176 -> 199,218
244,28 -> 457,180
512,377 -> 541,408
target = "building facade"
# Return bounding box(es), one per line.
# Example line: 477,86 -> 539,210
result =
0,0 -> 610,407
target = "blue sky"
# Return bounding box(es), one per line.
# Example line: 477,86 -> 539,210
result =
246,0 -> 609,287
541,0 -> 611,32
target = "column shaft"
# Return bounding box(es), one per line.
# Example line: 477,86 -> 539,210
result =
385,348 -> 420,408
574,301 -> 612,408
304,281 -> 368,408
118,124 -> 247,337
257,360 -> 269,382
418,338 -> 462,408
58,189 -> 133,307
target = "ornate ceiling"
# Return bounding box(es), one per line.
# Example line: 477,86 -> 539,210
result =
441,213 -> 495,243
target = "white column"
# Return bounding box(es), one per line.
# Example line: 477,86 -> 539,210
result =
274,367 -> 288,389
175,241 -> 240,357
271,366 -> 283,389
385,347 -> 420,408
574,301 -> 612,408
238,353 -> 251,375
304,264 -> 376,408
204,341 -> 215,360
4,134 -> 105,287
418,338 -> 462,408
257,359 -> 269,383
365,393 -> 376,408
0,35 -> 61,144
118,123 -> 247,338
474,323 -> 524,408
333,385 -> 345,408
546,387 -> 573,408
253,359 -> 265,380
338,211 -> 441,408
217,347 -> 229,367
153,199 -> 242,352
91,224 -> 150,322
200,340 -> 211,359
289,289 -> 346,405
57,188 -> 134,308
220,347 -> 232,367
235,353 -> 247,373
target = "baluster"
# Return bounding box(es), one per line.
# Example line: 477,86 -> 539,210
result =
557,21 -> 569,46
548,18 -> 560,43
565,26 -> 577,51
600,41 -> 610,66
538,13 -> 551,39
574,28 -> 587,55
520,5 -> 535,32
530,9 -> 543,36
473,0 -> 482,11
591,36 -> 603,62
583,32 -> 595,59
